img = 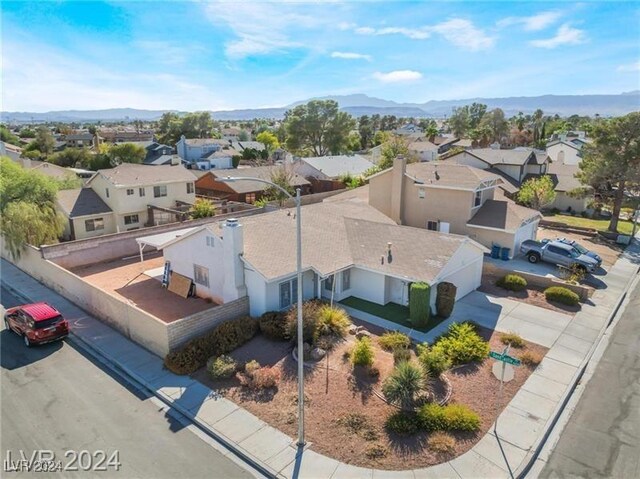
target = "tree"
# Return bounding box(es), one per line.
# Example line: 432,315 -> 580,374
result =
517,175 -> 557,211
238,130 -> 250,141
373,130 -> 389,146
284,100 -> 356,156
448,106 -> 470,138
1,126 -> 21,144
358,115 -> 374,149
19,128 -> 36,139
190,198 -> 216,219
578,112 -> 640,232
468,103 -> 487,130
379,135 -> 415,169
267,166 -> 296,205
48,148 -> 93,168
480,108 -> 509,143
156,111 -> 214,145
26,126 -> 56,158
0,157 -> 65,257
255,131 -> 280,153
108,143 -> 146,166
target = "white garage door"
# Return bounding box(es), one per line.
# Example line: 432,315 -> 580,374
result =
513,221 -> 539,257
439,257 -> 483,301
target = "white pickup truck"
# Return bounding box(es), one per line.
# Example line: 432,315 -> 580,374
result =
520,239 -> 601,273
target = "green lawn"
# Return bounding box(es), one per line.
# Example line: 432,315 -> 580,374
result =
545,214 -> 635,236
339,296 -> 432,333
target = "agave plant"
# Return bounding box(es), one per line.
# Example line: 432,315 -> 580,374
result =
382,361 -> 431,410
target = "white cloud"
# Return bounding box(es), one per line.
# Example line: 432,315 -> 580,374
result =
353,18 -> 493,51
617,61 -> 640,72
498,11 -> 562,31
530,23 -> 587,48
330,51 -> 372,61
430,19 -> 495,51
373,70 -> 423,83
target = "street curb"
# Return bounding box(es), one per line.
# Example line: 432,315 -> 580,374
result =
2,281 -> 275,479
515,250 -> 640,478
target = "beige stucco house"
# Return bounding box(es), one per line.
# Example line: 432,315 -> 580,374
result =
368,158 -> 541,258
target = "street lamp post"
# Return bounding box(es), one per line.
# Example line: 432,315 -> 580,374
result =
218,177 -> 305,447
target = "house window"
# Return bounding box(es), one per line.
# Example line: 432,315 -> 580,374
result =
193,264 -> 209,287
206,236 -> 215,247
418,188 -> 425,199
85,218 -> 105,232
105,188 -> 109,198
342,269 -> 351,291
124,214 -> 139,225
279,277 -> 298,309
324,274 -> 335,291
154,185 -> 168,197
187,182 -> 194,194
139,187 -> 145,197
427,221 -> 438,231
245,193 -> 256,204
474,190 -> 482,207
126,188 -> 134,196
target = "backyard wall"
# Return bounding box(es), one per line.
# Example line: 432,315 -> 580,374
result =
41,206 -> 265,269
483,261 -> 593,300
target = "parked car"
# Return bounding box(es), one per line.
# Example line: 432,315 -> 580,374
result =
545,237 -> 603,268
4,302 -> 69,347
520,239 -> 600,273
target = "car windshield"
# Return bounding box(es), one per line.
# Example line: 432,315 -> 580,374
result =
572,243 -> 588,254
569,249 -> 581,258
32,315 -> 64,329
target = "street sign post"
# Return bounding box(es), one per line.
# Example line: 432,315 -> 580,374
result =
491,345 -> 521,436
489,350 -> 522,366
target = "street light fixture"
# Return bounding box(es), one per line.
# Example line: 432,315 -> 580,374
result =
218,176 -> 305,447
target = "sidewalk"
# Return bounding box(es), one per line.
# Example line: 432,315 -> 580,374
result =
2,237 -> 638,479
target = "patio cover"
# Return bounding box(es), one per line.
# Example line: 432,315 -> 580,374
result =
135,227 -> 198,262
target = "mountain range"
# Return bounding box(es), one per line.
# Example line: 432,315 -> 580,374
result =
3,92 -> 638,123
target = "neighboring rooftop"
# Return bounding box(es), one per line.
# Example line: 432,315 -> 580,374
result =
300,154 -> 375,178
57,188 -> 113,218
404,162 -> 503,190
89,163 -> 195,187
467,199 -> 541,231
455,148 -> 546,166
205,166 -> 310,194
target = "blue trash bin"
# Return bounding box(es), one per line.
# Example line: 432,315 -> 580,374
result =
491,245 -> 501,259
501,247 -> 511,260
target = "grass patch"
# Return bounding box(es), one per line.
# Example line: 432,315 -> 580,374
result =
544,214 -> 634,236
340,296 -> 432,332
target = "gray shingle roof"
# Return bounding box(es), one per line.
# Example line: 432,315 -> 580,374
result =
301,155 -> 374,179
463,148 -> 538,166
91,163 -> 195,186
207,166 -> 310,194
405,162 -> 502,190
467,199 -> 540,231
57,188 -> 113,218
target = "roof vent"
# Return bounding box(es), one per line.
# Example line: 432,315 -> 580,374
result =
225,218 -> 239,227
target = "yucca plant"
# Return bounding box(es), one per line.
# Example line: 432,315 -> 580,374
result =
382,361 -> 430,410
314,305 -> 352,341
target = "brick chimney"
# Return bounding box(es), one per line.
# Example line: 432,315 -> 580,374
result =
390,156 -> 406,224
222,218 -> 247,302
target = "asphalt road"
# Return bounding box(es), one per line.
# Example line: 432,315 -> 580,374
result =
1,287 -> 256,479
541,278 -> 640,479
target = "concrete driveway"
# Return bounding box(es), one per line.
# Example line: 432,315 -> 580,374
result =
426,291 -> 574,348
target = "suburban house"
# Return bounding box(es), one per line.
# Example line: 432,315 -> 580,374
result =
294,154 -> 375,180
442,147 -> 550,187
395,124 -> 423,135
99,129 -> 155,143
56,188 -> 116,240
408,141 -> 439,162
77,163 -> 196,233
175,136 -> 236,170
0,140 -> 22,162
148,199 -> 487,317
368,158 -> 541,258
546,140 -> 584,166
531,161 -> 590,213
128,141 -> 182,166
64,132 -> 102,149
195,166 -> 311,203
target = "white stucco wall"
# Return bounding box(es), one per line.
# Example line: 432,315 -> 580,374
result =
349,267 -> 387,305
493,164 -> 523,182
551,192 -> 589,213
547,143 -> 581,166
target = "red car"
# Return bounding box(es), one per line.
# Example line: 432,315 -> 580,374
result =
4,302 -> 69,347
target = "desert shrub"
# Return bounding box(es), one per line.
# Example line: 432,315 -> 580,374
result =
385,411 -> 420,435
499,332 -> 525,348
428,432 -> 456,454
245,359 -> 261,375
431,322 -> 489,365
417,344 -> 452,375
436,282 -> 457,318
418,403 -> 480,432
207,354 -> 238,379
382,361 -> 429,410
378,331 -> 411,352
545,286 -> 580,306
519,351 -> 543,368
286,300 -> 322,343
351,337 -> 375,367
409,282 -> 431,328
164,316 -> 259,375
337,413 -> 369,433
314,305 -> 351,341
393,348 -> 412,364
259,311 -> 289,341
237,360 -> 280,389
365,444 -> 387,459
496,274 -> 528,292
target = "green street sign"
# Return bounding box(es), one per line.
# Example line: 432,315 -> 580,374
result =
489,350 -> 521,366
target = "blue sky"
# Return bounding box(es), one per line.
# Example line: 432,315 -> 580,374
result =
2,1 -> 639,112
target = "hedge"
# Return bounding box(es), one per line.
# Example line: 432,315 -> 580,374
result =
544,286 -> 580,306
409,282 -> 431,328
496,274 -> 527,292
259,311 -> 289,341
164,316 -> 259,375
418,403 -> 480,432
436,282 -> 457,318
